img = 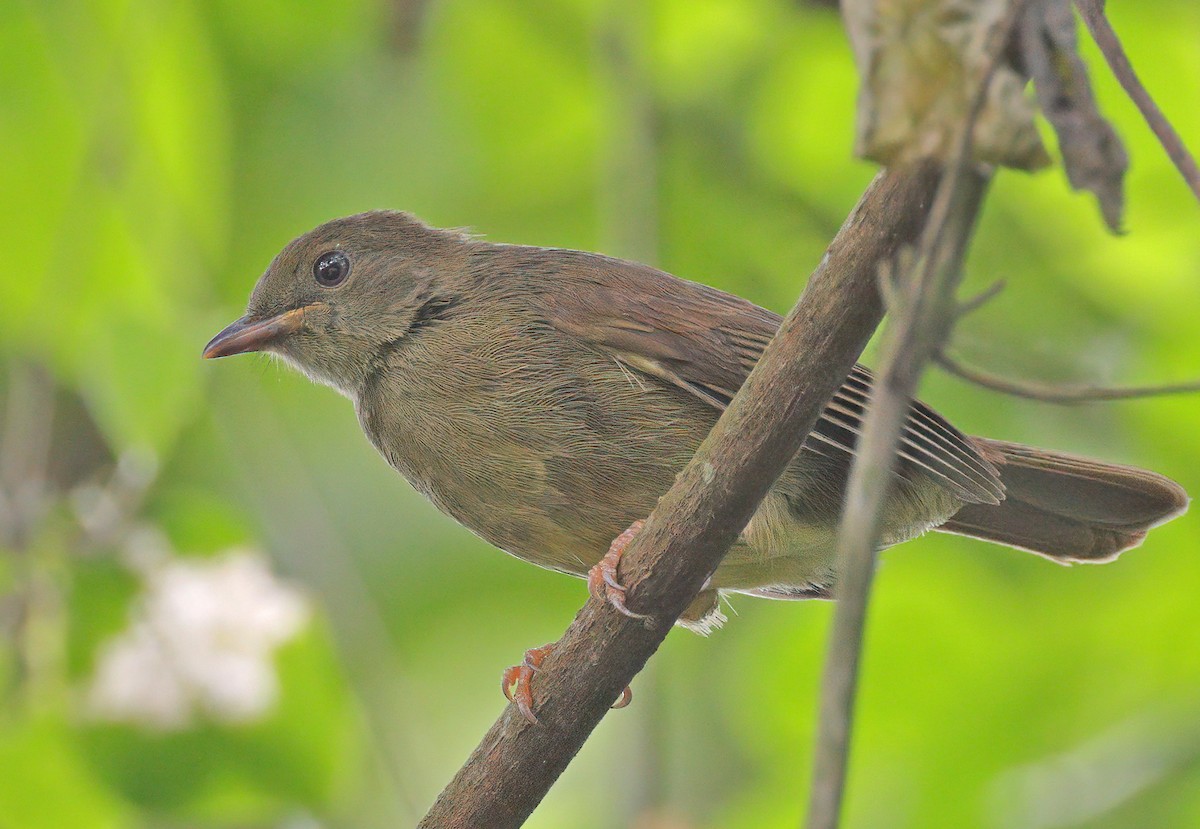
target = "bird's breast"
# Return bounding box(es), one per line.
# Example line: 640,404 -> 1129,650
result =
355,328 -> 712,574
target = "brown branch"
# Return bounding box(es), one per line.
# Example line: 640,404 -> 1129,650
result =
418,162 -> 945,829
935,351 -> 1200,403
1074,0 -> 1200,205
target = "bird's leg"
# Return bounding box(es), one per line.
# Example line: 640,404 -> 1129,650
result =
501,641 -> 555,725
588,519 -> 652,621
501,642 -> 632,725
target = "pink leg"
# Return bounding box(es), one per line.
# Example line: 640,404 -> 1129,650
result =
501,642 -> 556,725
587,519 -> 651,621
501,642 -> 634,725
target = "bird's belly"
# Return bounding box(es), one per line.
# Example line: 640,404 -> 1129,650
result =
706,444 -> 967,596
358,386 -> 705,576
359,367 -> 963,593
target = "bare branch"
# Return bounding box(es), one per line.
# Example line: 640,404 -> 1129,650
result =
418,162 -> 945,829
935,351 -> 1200,403
804,3 -> 1027,825
956,278 -> 1006,317
1074,0 -> 1200,205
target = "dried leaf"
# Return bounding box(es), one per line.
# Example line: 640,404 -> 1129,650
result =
842,0 -> 1050,169
1022,0 -> 1128,231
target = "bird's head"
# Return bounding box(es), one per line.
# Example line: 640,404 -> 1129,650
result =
203,211 -> 468,396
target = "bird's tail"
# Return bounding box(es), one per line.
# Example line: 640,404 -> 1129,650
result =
937,438 -> 1188,562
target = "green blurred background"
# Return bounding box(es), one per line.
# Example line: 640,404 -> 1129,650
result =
3,1 -> 1199,827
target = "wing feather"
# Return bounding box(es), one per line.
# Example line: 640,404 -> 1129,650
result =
535,249 -> 1004,505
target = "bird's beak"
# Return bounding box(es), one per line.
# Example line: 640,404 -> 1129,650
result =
203,305 -> 317,359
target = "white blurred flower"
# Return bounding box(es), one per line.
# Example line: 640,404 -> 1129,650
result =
86,545 -> 310,730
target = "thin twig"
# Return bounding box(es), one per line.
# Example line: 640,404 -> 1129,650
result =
419,163 -> 945,829
1074,0 -> 1200,204
804,3 -> 1026,826
935,351 -> 1200,403
956,278 -> 1006,317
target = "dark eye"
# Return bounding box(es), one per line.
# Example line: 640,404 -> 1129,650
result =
313,250 -> 351,287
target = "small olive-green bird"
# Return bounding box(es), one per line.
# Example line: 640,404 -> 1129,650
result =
205,211 -> 1188,634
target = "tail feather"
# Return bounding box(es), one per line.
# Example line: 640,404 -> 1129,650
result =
938,439 -> 1188,563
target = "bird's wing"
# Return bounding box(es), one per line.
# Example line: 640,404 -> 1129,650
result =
542,252 -> 1004,505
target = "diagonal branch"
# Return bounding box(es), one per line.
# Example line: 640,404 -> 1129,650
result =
417,162 -> 945,829
1074,0 -> 1200,204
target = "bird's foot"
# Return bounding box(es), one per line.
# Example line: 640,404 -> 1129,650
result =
501,641 -> 555,725
501,641 -> 632,725
501,521 -> 648,725
588,519 -> 652,621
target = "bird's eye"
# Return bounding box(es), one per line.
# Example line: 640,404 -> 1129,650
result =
313,250 -> 351,287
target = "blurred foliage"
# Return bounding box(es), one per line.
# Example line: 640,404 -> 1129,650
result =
2,1 -> 1199,827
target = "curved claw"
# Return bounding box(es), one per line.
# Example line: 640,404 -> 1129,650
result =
502,642 -> 555,725
588,519 -> 652,621
500,641 -> 635,725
